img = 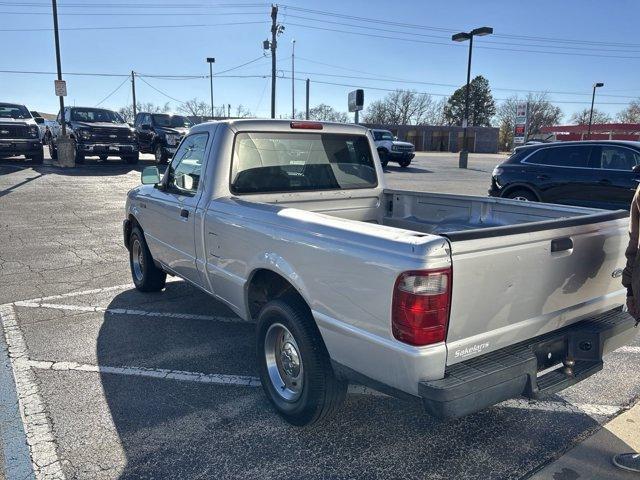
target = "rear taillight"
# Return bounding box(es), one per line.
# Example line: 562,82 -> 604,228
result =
392,268 -> 452,346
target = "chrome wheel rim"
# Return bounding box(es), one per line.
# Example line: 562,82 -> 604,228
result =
513,196 -> 529,202
131,238 -> 144,282
264,323 -> 303,402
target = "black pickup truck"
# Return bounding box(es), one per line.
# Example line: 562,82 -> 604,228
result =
134,112 -> 192,164
49,107 -> 138,164
0,102 -> 44,163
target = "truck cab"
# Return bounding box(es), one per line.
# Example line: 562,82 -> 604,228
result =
49,106 -> 138,165
371,128 -> 415,168
0,102 -> 44,164
134,112 -> 192,164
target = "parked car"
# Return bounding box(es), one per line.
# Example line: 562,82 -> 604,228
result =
490,140 -> 640,210
49,106 -> 138,164
123,120 -> 636,426
134,112 -> 192,164
0,102 -> 44,163
370,129 -> 415,168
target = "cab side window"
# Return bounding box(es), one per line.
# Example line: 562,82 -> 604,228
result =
526,146 -> 591,168
597,146 -> 640,171
166,133 -> 208,194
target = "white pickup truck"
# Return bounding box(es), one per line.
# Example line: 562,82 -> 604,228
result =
123,119 -> 637,426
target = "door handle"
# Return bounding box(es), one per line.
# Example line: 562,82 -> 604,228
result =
599,179 -> 612,185
180,209 -> 189,218
551,237 -> 573,253
536,174 -> 549,180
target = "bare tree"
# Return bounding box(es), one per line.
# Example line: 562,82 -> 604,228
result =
177,98 -> 210,117
235,104 -> 253,118
617,99 -> 640,123
570,108 -> 611,125
298,104 -> 349,122
118,101 -> 170,123
362,90 -> 443,125
495,93 -> 563,151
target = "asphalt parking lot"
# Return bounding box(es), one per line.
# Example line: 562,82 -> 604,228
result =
1,150 -> 639,480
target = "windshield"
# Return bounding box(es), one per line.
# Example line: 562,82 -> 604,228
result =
374,130 -> 394,141
231,132 -> 377,194
152,114 -> 192,128
70,108 -> 124,123
0,103 -> 31,119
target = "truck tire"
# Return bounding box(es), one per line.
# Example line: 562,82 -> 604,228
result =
399,159 -> 411,168
124,152 -> 139,165
129,226 -> 166,292
378,150 -> 389,168
257,296 -> 347,426
30,148 -> 44,164
48,139 -> 57,160
99,155 -> 108,161
154,144 -> 168,164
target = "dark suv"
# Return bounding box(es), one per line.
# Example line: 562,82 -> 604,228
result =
0,102 -> 44,163
49,107 -> 138,164
489,140 -> 640,210
134,112 -> 192,164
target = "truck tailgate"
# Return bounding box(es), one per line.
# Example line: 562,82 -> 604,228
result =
444,210 -> 629,365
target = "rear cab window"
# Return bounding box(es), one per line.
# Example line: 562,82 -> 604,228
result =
230,132 -> 377,194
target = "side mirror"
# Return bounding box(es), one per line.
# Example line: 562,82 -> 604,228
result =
141,166 -> 161,184
141,124 -> 151,131
34,117 -> 44,124
633,165 -> 640,173
393,136 -> 398,141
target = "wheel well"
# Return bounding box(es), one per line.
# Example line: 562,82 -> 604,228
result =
501,184 -> 541,201
246,269 -> 306,320
124,214 -> 141,250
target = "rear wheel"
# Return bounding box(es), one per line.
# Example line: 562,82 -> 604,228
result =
257,296 -> 347,426
155,144 -> 168,164
129,226 -> 166,292
505,188 -> 537,202
48,139 -> 57,160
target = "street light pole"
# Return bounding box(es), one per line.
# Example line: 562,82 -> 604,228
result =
452,26 -> 493,169
291,39 -> 295,119
588,82 -> 604,139
206,57 -> 215,119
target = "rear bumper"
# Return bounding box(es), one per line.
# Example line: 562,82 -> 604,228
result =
0,139 -> 42,157
419,309 -> 637,419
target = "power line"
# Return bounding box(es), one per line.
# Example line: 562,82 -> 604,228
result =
0,20 -> 267,32
285,13 -> 640,54
1,10 -> 267,16
94,77 -> 129,107
0,1 -> 268,8
213,55 -> 267,75
284,21 -> 640,60
280,4 -> 640,48
136,75 -> 186,104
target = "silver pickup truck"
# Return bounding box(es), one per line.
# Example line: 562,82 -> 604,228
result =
123,119 -> 637,426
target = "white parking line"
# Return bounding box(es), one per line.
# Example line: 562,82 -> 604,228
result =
0,305 -> 65,480
13,301 -> 246,324
24,358 -> 622,419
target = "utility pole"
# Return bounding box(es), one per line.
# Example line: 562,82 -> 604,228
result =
270,4 -> 278,119
228,104 -> 231,118
51,0 -> 66,137
305,78 -> 310,120
291,39 -> 296,118
588,82 -> 604,139
131,71 -> 137,120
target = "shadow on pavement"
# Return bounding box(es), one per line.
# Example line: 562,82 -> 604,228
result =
95,283 -> 605,480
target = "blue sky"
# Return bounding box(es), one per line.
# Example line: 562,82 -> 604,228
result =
2,0 -> 640,121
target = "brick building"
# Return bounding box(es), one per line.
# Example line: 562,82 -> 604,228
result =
362,124 -> 499,153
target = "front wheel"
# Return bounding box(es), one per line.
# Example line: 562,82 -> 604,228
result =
48,139 -> 57,160
123,152 -> 139,165
505,188 -> 538,202
399,159 -> 411,168
378,150 -> 389,168
154,144 -> 168,164
29,148 -> 44,164
129,226 -> 166,292
257,297 -> 346,426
